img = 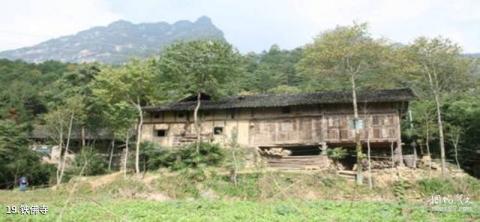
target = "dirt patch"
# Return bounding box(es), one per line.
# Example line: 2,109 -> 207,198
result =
89,172 -> 123,190
368,164 -> 471,188
139,192 -> 171,201
200,188 -> 219,200
142,174 -> 160,189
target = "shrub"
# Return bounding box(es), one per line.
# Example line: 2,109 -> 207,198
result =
417,178 -> 456,196
171,142 -> 225,170
30,163 -> 57,186
0,120 -> 56,189
275,204 -> 299,216
327,147 -> 348,160
139,141 -> 173,170
327,147 -> 348,168
68,147 -> 108,177
393,180 -> 412,203
138,142 -> 225,171
208,173 -> 262,199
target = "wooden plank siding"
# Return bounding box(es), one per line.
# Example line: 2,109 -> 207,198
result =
249,117 -> 322,146
142,104 -> 403,149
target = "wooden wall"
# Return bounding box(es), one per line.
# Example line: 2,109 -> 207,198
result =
142,102 -> 402,149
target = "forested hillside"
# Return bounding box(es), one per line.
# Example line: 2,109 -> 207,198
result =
1,24 -> 479,189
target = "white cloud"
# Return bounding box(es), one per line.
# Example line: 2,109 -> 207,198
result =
287,0 -> 480,52
0,0 -> 120,51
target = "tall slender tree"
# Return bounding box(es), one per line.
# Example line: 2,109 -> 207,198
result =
403,37 -> 472,177
92,59 -> 157,175
158,40 -> 242,152
297,23 -> 392,185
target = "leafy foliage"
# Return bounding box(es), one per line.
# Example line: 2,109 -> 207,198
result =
1,22 -> 480,187
158,40 -> 243,99
68,147 -> 108,177
173,142 -> 225,169
0,59 -> 69,123
0,120 -> 55,188
327,147 -> 348,161
417,178 -> 456,196
138,141 -> 172,171
138,142 -> 225,171
297,23 -> 394,90
241,45 -> 304,93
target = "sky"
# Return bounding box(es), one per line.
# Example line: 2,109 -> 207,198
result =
1,0 -> 479,53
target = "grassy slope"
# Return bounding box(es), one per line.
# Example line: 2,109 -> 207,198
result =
1,170 -> 479,221
0,190 -> 478,222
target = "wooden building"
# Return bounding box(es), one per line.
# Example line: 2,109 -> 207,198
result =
142,88 -> 415,168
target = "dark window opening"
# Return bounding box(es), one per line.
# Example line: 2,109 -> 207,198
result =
177,112 -> 185,118
338,152 -> 357,170
156,130 -> 167,137
153,112 -> 161,119
213,127 -> 223,135
281,107 -> 291,114
284,146 -> 321,156
230,111 -> 235,119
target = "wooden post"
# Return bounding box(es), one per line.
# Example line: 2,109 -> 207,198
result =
367,135 -> 372,189
395,111 -> 404,167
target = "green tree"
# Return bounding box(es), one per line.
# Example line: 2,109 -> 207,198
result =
402,37 -> 474,177
0,120 -> 54,188
97,100 -> 137,175
0,59 -> 68,123
297,23 -> 393,185
442,92 -> 480,173
42,95 -> 85,185
410,100 -> 438,160
158,40 -> 242,152
61,64 -> 101,146
92,59 -> 157,175
41,64 -> 97,184
242,45 -> 304,93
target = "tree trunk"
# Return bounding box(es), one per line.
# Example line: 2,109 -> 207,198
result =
426,69 -> 446,177
434,92 -> 446,177
351,74 -> 363,185
413,144 -> 417,169
409,110 -> 416,169
81,126 -> 86,147
426,122 -> 432,178
367,133 -> 372,189
453,134 -> 461,170
124,131 -> 130,177
193,92 -> 202,153
56,122 -> 64,186
231,131 -> 239,186
59,112 -> 74,185
134,98 -> 143,175
108,135 -> 115,171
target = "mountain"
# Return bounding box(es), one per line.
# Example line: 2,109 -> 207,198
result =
0,16 -> 224,64
465,53 -> 480,58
